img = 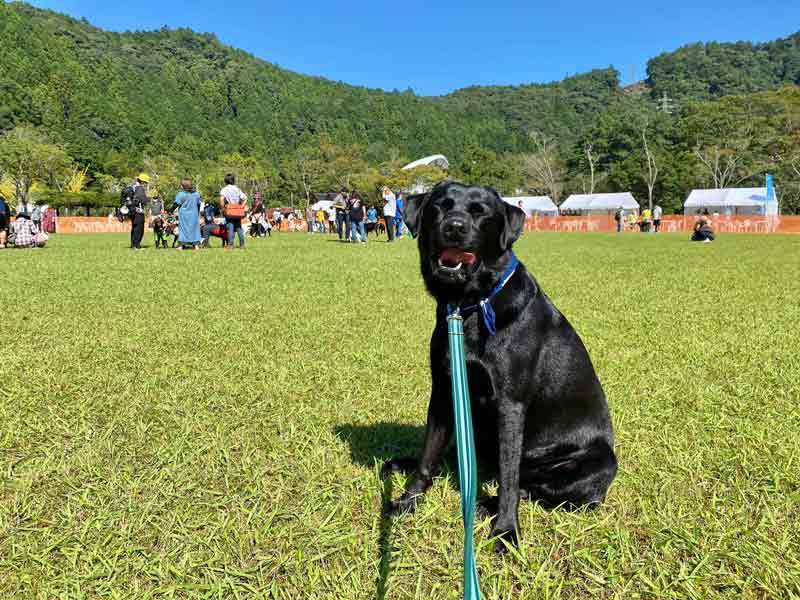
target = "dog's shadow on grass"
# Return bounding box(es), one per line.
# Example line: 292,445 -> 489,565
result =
335,423 -> 461,600
334,423 -> 424,469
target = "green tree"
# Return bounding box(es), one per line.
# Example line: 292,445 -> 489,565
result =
0,125 -> 70,202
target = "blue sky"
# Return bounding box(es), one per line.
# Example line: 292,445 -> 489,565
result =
22,0 -> 800,95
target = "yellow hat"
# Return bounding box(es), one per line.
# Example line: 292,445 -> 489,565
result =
137,173 -> 150,183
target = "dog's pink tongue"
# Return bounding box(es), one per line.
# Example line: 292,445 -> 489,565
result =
440,248 -> 476,267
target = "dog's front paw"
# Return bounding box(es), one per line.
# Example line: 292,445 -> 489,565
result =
490,526 -> 519,555
380,457 -> 418,479
476,496 -> 499,521
384,492 -> 424,517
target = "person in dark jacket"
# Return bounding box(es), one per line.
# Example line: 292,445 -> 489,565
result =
0,194 -> 9,248
130,173 -> 150,249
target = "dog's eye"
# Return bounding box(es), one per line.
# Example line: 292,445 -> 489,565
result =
468,203 -> 485,216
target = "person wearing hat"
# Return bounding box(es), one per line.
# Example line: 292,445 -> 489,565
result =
130,173 -> 150,249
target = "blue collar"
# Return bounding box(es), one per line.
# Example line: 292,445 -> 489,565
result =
446,253 -> 520,336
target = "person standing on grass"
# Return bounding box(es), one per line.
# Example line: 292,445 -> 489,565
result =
327,200 -> 336,235
332,189 -> 348,241
395,191 -> 405,239
174,179 -> 202,250
653,204 -> 663,233
220,174 -> 248,250
16,199 -> 33,217
306,205 -> 315,234
129,173 -> 150,249
640,207 -> 652,233
614,206 -> 624,233
316,207 -> 327,234
348,190 -> 366,244
0,194 -> 9,248
382,186 -> 396,243
150,192 -> 165,246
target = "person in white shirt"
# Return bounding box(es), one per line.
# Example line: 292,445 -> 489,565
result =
653,205 -> 663,233
219,174 -> 248,249
382,186 -> 396,242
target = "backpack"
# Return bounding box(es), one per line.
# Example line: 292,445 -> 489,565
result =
614,211 -> 621,222
120,185 -> 136,209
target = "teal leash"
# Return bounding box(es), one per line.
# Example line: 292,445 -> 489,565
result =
447,309 -> 482,600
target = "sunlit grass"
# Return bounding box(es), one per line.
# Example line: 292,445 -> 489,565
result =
1,231 -> 799,599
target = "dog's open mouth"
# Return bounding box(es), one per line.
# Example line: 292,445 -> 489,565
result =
437,247 -> 477,272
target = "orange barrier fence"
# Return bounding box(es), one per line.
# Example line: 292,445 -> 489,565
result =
48,215 -> 800,234
57,217 -> 130,233
524,215 -> 800,234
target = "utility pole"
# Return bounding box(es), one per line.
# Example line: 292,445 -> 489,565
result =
657,92 -> 676,115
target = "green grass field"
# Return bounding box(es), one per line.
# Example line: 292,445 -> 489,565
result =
1,231 -> 799,599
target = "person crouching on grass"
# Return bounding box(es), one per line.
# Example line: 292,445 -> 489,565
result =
691,209 -> 715,243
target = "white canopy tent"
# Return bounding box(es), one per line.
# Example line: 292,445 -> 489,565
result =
684,188 -> 778,216
503,196 -> 558,215
310,199 -> 333,212
401,154 -> 450,171
560,193 -> 640,214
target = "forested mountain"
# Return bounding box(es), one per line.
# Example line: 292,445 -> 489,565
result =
647,33 -> 800,102
0,1 -> 799,213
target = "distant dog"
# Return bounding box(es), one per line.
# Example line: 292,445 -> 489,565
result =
152,216 -> 169,248
383,181 -> 617,552
164,217 -> 180,248
365,221 -> 383,238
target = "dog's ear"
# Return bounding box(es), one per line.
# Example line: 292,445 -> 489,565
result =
402,192 -> 429,238
498,192 -> 526,251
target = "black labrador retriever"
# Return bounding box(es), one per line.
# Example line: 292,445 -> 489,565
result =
384,181 -> 617,551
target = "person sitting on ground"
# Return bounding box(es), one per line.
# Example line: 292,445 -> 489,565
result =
13,212 -> 45,248
691,209 -> 715,242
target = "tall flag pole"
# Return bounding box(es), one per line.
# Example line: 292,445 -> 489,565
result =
766,174 -> 775,215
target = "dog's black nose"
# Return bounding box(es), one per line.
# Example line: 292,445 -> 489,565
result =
442,217 -> 468,239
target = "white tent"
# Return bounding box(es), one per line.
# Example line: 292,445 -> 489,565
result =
311,199 -> 333,212
684,188 -> 778,216
402,154 -> 450,171
503,196 -> 558,215
560,193 -> 639,213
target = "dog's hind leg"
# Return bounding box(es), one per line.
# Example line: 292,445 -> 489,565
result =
522,439 -> 617,510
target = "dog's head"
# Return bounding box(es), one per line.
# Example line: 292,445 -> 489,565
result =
404,181 -> 525,302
